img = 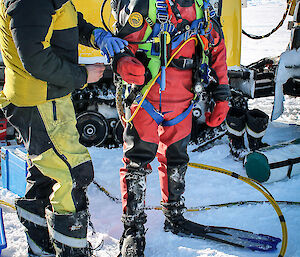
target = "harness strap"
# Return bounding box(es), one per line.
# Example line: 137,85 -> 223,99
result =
171,19 -> 205,50
156,0 -> 169,23
138,98 -> 194,126
139,98 -> 164,125
170,57 -> 195,69
128,0 -> 211,126
145,17 -> 155,27
162,102 -> 194,126
269,157 -> 300,169
269,157 -> 300,178
165,0 -> 180,25
287,164 -> 293,179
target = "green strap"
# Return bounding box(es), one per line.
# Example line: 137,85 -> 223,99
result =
195,0 -> 203,18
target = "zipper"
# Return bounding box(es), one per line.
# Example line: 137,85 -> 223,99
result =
50,101 -> 71,169
52,101 -> 57,121
52,145 -> 72,170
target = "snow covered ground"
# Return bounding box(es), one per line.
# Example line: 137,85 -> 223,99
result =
1,0 -> 300,256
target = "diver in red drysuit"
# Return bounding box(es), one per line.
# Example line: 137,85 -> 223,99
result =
110,0 -> 231,255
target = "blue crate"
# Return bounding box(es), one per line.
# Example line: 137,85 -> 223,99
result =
0,208 -> 7,255
1,145 -> 27,197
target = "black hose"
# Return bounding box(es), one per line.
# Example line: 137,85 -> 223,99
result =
209,17 -> 223,48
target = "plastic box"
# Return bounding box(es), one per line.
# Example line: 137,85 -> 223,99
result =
0,208 -> 7,255
1,145 -> 28,197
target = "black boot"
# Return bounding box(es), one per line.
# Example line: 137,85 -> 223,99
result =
45,208 -> 92,257
162,199 -> 211,239
246,109 -> 269,151
226,107 -> 248,160
120,214 -> 146,257
161,165 -> 218,238
120,168 -> 149,257
161,164 -> 194,236
162,199 -> 186,233
15,198 -> 55,257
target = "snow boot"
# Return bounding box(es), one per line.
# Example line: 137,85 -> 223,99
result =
225,107 -> 248,160
119,168 -> 149,257
161,164 -> 194,236
165,165 -> 187,203
162,199 -> 187,232
162,199 -> 208,239
120,214 -> 146,257
246,109 -> 269,151
15,198 -> 55,257
45,208 -> 92,257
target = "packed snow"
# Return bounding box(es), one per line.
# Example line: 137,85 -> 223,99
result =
0,0 -> 300,256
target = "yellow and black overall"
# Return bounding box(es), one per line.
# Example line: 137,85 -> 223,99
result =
0,0 -> 99,255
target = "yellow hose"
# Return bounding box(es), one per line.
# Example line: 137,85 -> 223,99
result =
188,162 -> 288,257
0,200 -> 16,210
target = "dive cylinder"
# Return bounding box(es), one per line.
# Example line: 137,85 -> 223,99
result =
244,138 -> 300,183
73,0 -> 108,64
219,0 -> 242,67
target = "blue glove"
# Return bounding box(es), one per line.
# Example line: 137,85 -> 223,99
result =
93,28 -> 128,61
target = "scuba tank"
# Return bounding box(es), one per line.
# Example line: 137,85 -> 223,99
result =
72,0 -> 107,64
219,0 -> 242,67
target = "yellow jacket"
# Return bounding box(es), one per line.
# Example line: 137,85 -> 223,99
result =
0,0 -> 97,106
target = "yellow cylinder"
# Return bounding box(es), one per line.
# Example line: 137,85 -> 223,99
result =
221,0 -> 242,67
73,0 -> 113,63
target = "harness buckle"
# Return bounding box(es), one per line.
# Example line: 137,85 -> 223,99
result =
157,13 -> 169,24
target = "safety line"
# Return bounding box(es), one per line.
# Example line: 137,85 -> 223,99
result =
242,0 -> 293,40
93,179 -> 299,210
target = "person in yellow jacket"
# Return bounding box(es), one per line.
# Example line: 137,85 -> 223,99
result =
0,0 -> 127,256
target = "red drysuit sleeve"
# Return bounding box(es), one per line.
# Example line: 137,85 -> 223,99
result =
210,26 -> 229,85
122,23 -> 148,55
